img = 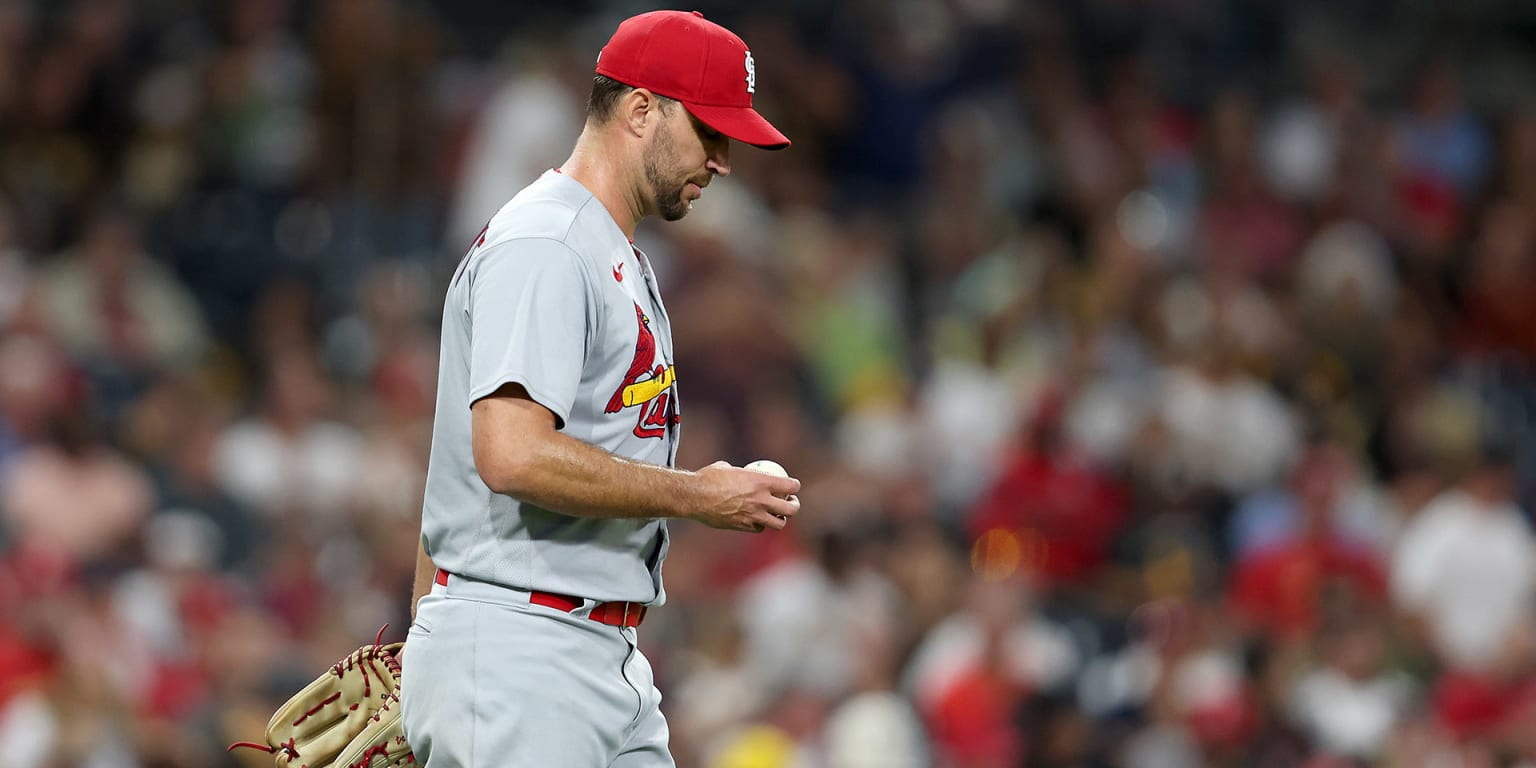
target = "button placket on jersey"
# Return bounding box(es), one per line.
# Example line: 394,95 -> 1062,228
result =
631,247 -> 681,467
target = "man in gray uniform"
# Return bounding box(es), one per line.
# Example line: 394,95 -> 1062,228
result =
400,10 -> 799,768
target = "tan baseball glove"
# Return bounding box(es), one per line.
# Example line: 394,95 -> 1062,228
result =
230,633 -> 416,767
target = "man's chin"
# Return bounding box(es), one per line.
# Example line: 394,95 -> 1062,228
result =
659,199 -> 691,222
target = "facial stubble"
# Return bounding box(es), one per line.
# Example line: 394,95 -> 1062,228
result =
644,119 -> 693,222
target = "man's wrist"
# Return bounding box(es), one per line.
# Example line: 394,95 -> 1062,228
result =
664,468 -> 707,522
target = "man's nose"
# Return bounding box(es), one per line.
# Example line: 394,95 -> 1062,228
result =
707,143 -> 731,177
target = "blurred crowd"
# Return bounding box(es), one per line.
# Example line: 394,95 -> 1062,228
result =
2,0 -> 1536,766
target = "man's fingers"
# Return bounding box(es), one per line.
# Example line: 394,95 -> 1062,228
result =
766,495 -> 800,520
766,475 -> 801,497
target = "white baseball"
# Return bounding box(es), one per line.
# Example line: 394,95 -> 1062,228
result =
745,460 -> 795,513
743,459 -> 788,478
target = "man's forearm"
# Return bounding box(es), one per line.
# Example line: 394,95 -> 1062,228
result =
481,425 -> 703,521
469,391 -> 796,533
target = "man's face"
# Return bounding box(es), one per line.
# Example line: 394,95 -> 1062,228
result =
643,103 -> 729,222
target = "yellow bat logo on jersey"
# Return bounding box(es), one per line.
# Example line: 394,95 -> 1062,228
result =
622,365 -> 675,408
604,302 -> 677,440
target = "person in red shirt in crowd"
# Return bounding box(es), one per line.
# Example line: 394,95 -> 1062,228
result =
967,390 -> 1128,589
1229,446 -> 1388,641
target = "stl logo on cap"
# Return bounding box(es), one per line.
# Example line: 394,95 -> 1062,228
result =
744,50 -> 756,94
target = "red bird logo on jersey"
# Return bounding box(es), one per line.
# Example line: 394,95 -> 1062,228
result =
613,261 -> 625,282
605,302 -> 675,440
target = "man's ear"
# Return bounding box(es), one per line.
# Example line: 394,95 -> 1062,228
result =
620,88 -> 661,139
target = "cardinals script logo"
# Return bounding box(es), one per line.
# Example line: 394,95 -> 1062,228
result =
605,302 -> 676,439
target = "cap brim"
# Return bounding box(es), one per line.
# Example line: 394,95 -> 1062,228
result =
682,102 -> 790,150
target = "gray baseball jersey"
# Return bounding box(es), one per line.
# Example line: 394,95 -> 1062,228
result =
419,169 -> 679,605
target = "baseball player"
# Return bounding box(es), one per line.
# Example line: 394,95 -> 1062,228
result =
400,11 -> 799,768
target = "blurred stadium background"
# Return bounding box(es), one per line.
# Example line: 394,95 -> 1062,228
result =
2,0 -> 1536,766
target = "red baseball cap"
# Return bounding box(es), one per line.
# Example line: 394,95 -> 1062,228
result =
596,10 -> 790,150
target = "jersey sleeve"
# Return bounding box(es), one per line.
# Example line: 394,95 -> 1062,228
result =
464,237 -> 592,428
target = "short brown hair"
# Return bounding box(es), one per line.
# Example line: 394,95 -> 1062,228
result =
586,74 -> 675,123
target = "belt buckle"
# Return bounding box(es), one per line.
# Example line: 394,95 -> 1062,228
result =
621,602 -> 631,627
